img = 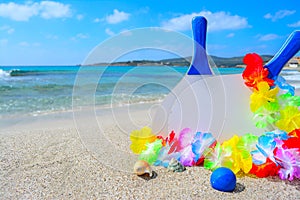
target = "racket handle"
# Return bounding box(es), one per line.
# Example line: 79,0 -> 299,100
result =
265,30 -> 300,79
187,16 -> 213,75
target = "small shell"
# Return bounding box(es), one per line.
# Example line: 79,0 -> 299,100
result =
133,160 -> 152,177
167,158 -> 186,172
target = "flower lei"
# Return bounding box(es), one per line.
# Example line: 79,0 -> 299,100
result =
129,53 -> 300,180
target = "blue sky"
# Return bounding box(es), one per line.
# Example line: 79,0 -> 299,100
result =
0,0 -> 299,65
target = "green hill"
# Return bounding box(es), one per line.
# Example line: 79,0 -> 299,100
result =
88,55 -> 274,67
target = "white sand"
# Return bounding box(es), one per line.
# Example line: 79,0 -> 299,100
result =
1,104 -> 300,199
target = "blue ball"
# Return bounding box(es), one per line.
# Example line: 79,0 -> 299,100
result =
210,167 -> 236,192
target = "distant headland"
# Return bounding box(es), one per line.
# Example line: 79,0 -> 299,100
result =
82,55 -> 275,68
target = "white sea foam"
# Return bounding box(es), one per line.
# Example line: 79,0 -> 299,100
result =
0,69 -> 10,78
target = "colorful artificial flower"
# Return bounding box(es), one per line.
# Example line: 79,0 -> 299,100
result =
192,132 -> 216,165
250,81 -> 279,112
289,129 -> 300,138
139,139 -> 163,165
276,106 -> 300,132
274,146 -> 300,180
130,126 -> 157,154
249,158 -> 280,178
251,130 -> 288,165
281,136 -> 300,150
156,130 -> 176,147
177,128 -> 195,166
275,76 -> 295,96
154,144 -> 180,167
204,142 -> 234,171
179,145 -> 195,166
278,92 -> 300,108
154,131 -> 180,167
221,135 -> 241,174
242,53 -> 274,89
129,53 -> 300,182
236,134 -> 258,173
252,102 -> 279,128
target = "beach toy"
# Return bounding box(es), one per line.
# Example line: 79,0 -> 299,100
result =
152,16 -> 300,142
167,158 -> 186,172
210,167 -> 236,192
133,160 -> 153,177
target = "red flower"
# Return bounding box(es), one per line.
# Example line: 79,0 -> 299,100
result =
242,53 -> 274,89
289,129 -> 300,138
156,130 -> 176,146
282,137 -> 300,150
249,158 -> 280,178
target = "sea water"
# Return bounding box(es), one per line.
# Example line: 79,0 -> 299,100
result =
0,66 -> 299,117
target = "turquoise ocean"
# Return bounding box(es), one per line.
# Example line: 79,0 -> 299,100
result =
0,66 -> 299,118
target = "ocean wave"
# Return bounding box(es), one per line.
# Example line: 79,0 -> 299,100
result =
9,69 -> 49,76
0,68 -> 74,77
0,68 -> 44,77
0,69 -> 10,78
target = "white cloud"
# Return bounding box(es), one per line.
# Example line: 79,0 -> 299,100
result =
226,33 -> 235,38
19,41 -> 30,46
136,7 -> 149,15
0,2 -> 38,21
264,10 -> 296,21
0,1 -> 71,21
257,34 -> 279,41
19,41 -> 41,47
71,33 -> 89,40
45,34 -> 58,40
288,20 -> 300,27
76,33 -> 88,39
33,42 -> 41,46
161,11 -> 250,32
0,25 -> 14,34
39,1 -> 71,19
93,18 -> 101,23
106,9 -> 130,24
76,14 -> 84,20
105,28 -> 115,36
0,39 -> 8,46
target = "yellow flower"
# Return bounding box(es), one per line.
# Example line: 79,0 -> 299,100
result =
250,81 -> 279,112
221,135 -> 240,174
276,106 -> 300,132
221,135 -> 253,174
130,126 -> 156,154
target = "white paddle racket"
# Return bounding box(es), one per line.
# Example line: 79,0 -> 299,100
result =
152,16 -> 300,141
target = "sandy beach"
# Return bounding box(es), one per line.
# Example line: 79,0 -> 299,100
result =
1,104 -> 300,199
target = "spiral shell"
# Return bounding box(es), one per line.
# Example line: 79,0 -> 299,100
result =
133,160 -> 152,176
167,158 -> 186,172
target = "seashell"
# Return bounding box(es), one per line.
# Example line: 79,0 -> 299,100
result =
210,167 -> 236,192
167,158 -> 186,172
133,160 -> 152,177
